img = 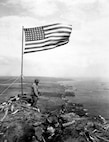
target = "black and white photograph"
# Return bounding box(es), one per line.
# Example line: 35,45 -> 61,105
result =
0,0 -> 109,141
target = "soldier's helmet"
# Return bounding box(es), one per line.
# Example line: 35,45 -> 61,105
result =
34,79 -> 39,84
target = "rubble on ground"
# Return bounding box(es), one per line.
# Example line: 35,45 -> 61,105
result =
0,93 -> 109,142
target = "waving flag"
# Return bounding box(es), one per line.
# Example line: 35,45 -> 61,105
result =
23,23 -> 72,54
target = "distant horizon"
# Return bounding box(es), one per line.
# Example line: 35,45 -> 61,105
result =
0,75 -> 108,81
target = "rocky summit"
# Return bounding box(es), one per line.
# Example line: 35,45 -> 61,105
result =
0,80 -> 109,142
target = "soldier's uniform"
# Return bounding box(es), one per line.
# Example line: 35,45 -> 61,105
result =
31,79 -> 39,107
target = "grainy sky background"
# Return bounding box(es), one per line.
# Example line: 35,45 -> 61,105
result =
0,0 -> 109,78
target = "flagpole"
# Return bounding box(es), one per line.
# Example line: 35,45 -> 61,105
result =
21,26 -> 24,95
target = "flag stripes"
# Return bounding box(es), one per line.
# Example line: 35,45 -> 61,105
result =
24,23 -> 72,54
24,40 -> 69,54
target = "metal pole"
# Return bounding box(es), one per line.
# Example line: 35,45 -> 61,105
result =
21,26 -> 24,95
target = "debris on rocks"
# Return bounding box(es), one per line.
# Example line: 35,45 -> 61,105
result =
0,84 -> 109,141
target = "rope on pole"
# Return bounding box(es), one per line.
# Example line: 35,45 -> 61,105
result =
0,78 -> 16,93
1,77 -> 16,84
0,76 -> 20,96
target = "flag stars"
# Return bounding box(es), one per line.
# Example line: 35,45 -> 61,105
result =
24,27 -> 45,41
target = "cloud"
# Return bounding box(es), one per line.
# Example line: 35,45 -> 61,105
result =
58,0 -> 109,23
7,0 -> 58,17
1,0 -> 109,77
5,0 -> 100,21
3,0 -> 109,27
2,0 -> 109,23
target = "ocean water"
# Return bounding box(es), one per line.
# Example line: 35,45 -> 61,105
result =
59,78 -> 109,119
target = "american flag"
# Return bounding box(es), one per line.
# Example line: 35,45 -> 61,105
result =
23,23 -> 72,54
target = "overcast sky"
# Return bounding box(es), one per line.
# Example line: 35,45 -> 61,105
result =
0,0 -> 109,78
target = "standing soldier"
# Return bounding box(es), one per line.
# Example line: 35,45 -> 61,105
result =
31,79 -> 40,107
